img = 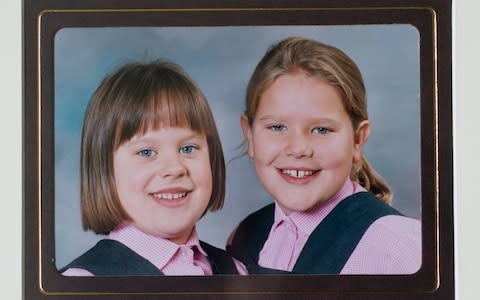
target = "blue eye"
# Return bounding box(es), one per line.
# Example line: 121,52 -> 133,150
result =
180,145 -> 196,154
137,149 -> 156,157
269,124 -> 286,132
313,127 -> 330,134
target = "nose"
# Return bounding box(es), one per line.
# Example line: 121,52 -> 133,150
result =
158,153 -> 187,179
284,132 -> 313,159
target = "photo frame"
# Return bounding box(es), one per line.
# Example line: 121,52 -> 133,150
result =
23,0 -> 453,299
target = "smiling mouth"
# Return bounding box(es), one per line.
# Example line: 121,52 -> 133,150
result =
152,192 -> 188,200
281,169 -> 317,178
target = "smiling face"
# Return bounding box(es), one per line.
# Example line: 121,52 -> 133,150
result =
241,71 -> 370,215
113,126 -> 212,244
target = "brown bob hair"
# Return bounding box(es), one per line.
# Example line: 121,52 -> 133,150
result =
244,37 -> 392,204
80,60 -> 225,234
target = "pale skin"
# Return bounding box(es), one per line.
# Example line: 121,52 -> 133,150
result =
241,71 -> 370,215
113,126 -> 212,244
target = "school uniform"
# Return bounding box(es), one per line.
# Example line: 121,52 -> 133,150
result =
61,223 -> 246,276
227,179 -> 421,274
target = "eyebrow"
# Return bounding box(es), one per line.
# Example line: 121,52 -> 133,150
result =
257,115 -> 277,122
257,114 -> 341,125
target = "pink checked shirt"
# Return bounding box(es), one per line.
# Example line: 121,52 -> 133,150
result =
257,179 -> 422,274
62,223 -> 247,276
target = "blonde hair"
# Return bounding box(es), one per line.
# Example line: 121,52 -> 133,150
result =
244,37 -> 392,204
81,60 -> 225,234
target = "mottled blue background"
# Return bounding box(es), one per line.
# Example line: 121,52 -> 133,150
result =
54,25 -> 420,269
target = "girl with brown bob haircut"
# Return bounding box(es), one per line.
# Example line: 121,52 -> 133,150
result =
228,37 -> 421,275
61,60 -> 246,276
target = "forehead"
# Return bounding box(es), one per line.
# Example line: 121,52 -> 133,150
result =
257,73 -> 346,119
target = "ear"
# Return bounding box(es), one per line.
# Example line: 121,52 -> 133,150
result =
352,120 -> 371,163
240,114 -> 254,157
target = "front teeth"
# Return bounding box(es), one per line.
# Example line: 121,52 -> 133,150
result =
282,169 -> 313,178
154,192 -> 187,200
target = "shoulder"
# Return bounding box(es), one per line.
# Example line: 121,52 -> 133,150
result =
241,203 -> 275,224
228,203 -> 275,243
199,240 -> 247,275
369,214 -> 421,238
59,239 -> 162,276
343,215 -> 421,274
62,267 -> 94,276
200,240 -> 227,255
59,239 -> 126,275
364,215 -> 421,249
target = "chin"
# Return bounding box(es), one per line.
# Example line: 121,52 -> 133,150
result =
280,199 -> 323,213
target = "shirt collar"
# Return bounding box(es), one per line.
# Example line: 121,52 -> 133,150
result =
108,223 -> 206,270
184,229 -> 208,256
273,178 -> 365,235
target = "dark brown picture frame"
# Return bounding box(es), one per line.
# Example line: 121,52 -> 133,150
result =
23,0 -> 453,299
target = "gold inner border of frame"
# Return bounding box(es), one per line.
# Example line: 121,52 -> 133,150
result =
35,6 -> 440,296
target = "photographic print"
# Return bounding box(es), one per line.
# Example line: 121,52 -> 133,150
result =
23,1 -> 453,299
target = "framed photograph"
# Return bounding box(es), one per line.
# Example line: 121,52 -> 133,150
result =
23,0 -> 453,299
